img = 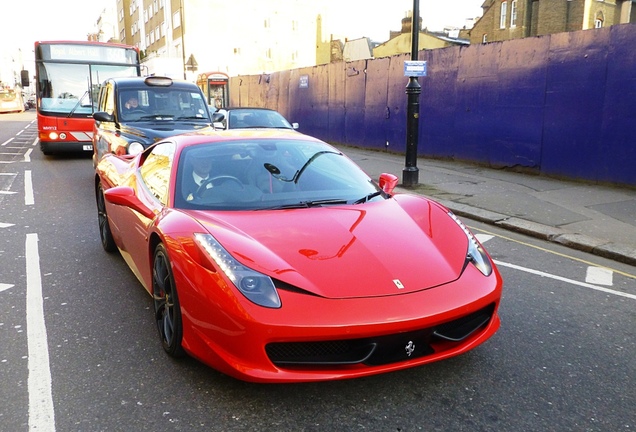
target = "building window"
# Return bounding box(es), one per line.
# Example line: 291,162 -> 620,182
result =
482,33 -> 488,43
500,1 -> 507,28
595,11 -> 604,27
173,10 -> 181,28
511,0 -> 517,27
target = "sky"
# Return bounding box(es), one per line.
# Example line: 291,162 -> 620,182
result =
0,0 -> 483,77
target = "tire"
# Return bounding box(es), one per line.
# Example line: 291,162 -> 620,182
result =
96,182 -> 117,253
152,244 -> 185,357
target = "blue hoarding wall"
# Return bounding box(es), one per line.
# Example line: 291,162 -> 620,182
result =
229,24 -> 636,186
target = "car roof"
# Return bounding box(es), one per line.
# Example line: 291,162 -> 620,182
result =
107,76 -> 199,90
170,128 -> 318,149
220,107 -> 279,112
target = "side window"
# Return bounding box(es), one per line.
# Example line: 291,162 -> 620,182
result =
139,142 -> 175,206
103,84 -> 115,115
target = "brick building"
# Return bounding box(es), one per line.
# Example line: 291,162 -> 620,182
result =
469,0 -> 636,44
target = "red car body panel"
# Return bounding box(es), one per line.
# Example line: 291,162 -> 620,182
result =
96,131 -> 503,382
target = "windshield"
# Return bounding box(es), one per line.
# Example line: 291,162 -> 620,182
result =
174,139 -> 383,210
37,63 -> 138,116
226,109 -> 293,129
120,87 -> 209,122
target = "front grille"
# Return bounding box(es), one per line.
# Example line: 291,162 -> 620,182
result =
433,303 -> 495,342
265,303 -> 496,367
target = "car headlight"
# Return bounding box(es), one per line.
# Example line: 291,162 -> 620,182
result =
194,233 -> 281,308
448,212 -> 493,276
127,141 -> 144,155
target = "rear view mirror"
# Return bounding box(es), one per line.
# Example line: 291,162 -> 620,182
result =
378,173 -> 399,194
93,111 -> 115,122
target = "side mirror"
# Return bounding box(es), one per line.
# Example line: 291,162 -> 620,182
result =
378,173 -> 399,194
103,186 -> 156,220
291,122 -> 299,130
93,111 -> 114,122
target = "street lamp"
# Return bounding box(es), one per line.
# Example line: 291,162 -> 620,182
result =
180,0 -> 187,80
403,0 -> 421,187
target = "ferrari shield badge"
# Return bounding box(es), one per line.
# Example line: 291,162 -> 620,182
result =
393,279 -> 405,289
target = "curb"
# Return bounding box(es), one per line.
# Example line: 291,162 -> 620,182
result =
406,193 -> 636,267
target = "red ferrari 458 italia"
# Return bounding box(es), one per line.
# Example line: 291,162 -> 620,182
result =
95,129 -> 503,383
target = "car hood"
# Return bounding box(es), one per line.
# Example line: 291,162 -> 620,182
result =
188,195 -> 470,299
120,123 -> 212,142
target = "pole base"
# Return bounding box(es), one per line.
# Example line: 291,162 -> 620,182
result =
402,167 -> 419,187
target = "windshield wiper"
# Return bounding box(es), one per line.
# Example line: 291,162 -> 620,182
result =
260,198 -> 349,210
176,115 -> 206,120
353,191 -> 384,204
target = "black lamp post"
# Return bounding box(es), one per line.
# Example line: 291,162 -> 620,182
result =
403,0 -> 421,187
180,0 -> 187,80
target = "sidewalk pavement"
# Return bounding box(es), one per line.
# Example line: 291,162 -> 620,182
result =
338,146 -> 636,267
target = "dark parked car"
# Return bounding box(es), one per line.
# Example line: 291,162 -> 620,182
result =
212,107 -> 298,131
92,76 -> 212,166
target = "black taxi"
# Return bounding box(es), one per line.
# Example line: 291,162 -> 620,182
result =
92,76 -> 213,166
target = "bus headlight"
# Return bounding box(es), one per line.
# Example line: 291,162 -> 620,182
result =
49,132 -> 59,140
127,142 -> 144,155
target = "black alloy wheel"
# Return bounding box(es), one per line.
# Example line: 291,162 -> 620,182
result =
96,182 -> 117,253
152,243 -> 185,357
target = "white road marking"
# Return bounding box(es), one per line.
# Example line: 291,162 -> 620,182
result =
0,283 -> 14,293
26,233 -> 56,431
585,266 -> 613,286
0,222 -> 16,228
25,148 -> 33,162
25,170 -> 34,205
495,260 -> 636,300
1,137 -> 14,146
0,191 -> 17,195
475,234 -> 494,244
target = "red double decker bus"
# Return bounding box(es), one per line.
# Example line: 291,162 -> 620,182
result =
34,41 -> 141,155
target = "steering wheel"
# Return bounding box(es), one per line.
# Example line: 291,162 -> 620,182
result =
125,109 -> 147,117
196,175 -> 244,197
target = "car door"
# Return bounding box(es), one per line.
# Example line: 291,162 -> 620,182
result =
93,81 -> 118,163
118,142 -> 176,290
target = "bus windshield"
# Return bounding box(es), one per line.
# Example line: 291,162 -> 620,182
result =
37,63 -> 138,115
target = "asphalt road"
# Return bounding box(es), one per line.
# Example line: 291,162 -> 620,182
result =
1,111 -> 635,432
